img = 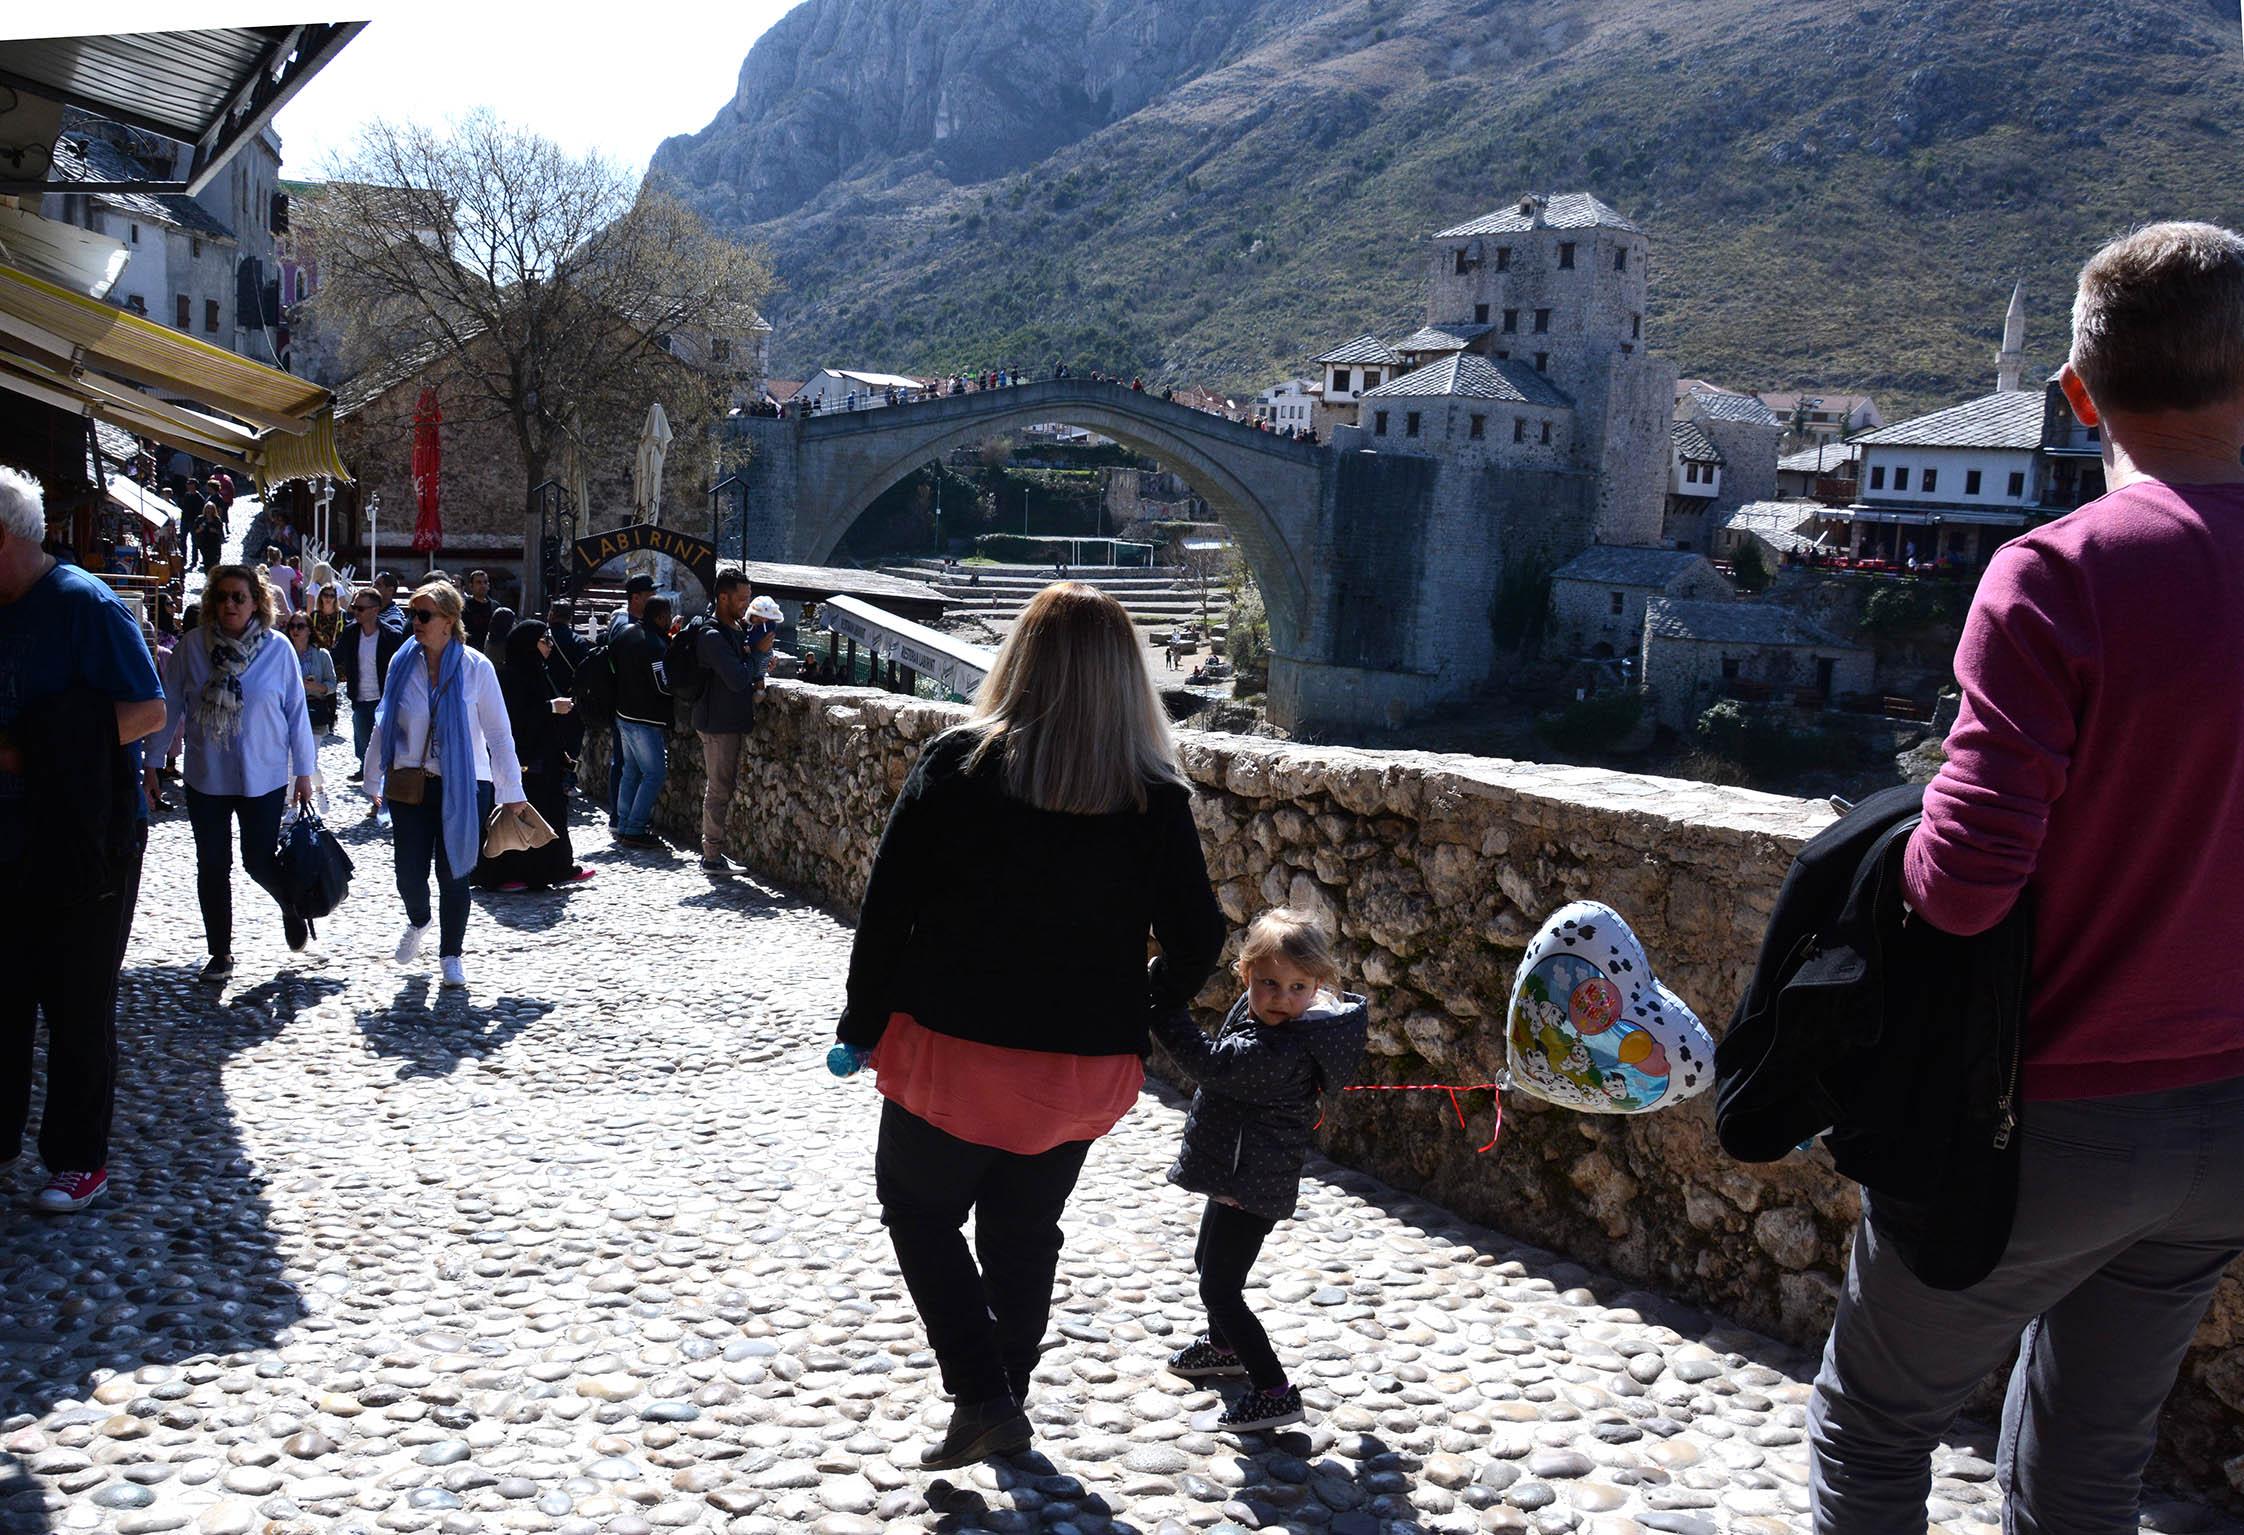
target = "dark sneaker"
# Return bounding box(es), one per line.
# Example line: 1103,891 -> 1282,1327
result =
616,833 -> 663,850
198,954 -> 234,984
1168,1337 -> 1249,1379
36,1169 -> 108,1212
699,853 -> 733,874
1218,1384 -> 1304,1432
284,910 -> 310,951
918,1397 -> 1031,1471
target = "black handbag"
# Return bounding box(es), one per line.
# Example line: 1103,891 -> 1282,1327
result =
277,810 -> 355,925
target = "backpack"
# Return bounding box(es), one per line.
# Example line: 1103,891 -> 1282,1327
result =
572,637 -> 619,727
663,615 -> 716,706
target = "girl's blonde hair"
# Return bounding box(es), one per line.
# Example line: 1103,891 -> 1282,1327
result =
962,581 -> 1182,814
410,577 -> 466,641
1237,907 -> 1341,986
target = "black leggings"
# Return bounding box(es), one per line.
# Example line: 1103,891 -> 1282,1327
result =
1196,1198 -> 1284,1389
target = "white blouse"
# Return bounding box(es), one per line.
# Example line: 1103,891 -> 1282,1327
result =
362,642 -> 527,804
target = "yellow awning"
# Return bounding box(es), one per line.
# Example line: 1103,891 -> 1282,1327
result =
0,258 -> 351,490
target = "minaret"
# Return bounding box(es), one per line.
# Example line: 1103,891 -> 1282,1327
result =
1996,281 -> 2026,392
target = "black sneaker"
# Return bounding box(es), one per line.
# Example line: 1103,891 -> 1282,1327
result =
918,1397 -> 1031,1471
346,769 -> 364,783
198,954 -> 234,984
1168,1337 -> 1249,1379
284,911 -> 310,951
1218,1383 -> 1303,1432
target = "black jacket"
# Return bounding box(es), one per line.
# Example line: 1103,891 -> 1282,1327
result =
1715,784 -> 2034,1289
1154,993 -> 1369,1221
838,728 -> 1227,1058
331,622 -> 405,703
9,687 -> 143,904
609,623 -> 671,727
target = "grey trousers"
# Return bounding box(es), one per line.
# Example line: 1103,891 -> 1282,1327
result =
1809,1072 -> 2244,1535
698,731 -> 745,857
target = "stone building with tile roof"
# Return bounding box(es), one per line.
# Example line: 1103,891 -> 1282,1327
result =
1640,596 -> 1874,731
1550,545 -> 1734,659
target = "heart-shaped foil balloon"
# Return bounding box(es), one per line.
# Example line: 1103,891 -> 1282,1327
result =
1505,901 -> 1714,1114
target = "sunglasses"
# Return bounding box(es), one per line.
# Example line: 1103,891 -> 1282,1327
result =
409,609 -> 442,625
210,590 -> 251,606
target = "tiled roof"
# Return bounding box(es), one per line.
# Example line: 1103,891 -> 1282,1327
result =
1722,501 -> 1823,554
1759,391 -> 1878,415
1852,390 -> 2044,449
1646,597 -> 1853,648
1314,334 -> 1402,366
1777,441 -> 1860,473
49,130 -> 236,241
1686,389 -> 1783,427
1391,323 -> 1493,354
1671,420 -> 1722,464
1553,545 -> 1718,589
1435,192 -> 1640,239
1359,352 -> 1572,407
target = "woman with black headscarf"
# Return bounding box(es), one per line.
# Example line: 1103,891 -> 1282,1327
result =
482,605 -> 517,663
473,619 -> 592,891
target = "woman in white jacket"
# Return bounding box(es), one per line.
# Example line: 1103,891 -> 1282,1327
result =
364,578 -> 531,988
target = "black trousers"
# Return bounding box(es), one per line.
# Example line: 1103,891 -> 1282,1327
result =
875,1098 -> 1092,1408
0,832 -> 144,1170
1196,1198 -> 1285,1389
184,785 -> 287,957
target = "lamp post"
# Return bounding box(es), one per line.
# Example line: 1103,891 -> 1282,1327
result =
709,475 -> 746,565
366,490 -> 380,579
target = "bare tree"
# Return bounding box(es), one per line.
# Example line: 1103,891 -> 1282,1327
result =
300,112 -> 773,603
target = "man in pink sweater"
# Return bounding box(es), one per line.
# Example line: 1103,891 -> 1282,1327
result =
1810,224 -> 2244,1531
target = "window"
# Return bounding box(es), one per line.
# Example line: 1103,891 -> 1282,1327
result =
1683,463 -> 1698,484
1405,411 -> 1421,438
191,238 -> 202,258
1332,368 -> 1351,394
205,299 -> 221,333
1534,353 -> 1549,372
1540,420 -> 1552,445
1534,308 -> 1551,333
1721,656 -> 1742,681
1922,467 -> 1937,493
1469,414 -> 1485,440
1632,313 -> 1642,339
1495,246 -> 1512,271
1965,469 -> 1983,496
1614,246 -> 1628,272
1609,592 -> 1625,616
125,293 -> 144,314
1374,410 -> 1390,436
129,223 -> 140,244
1495,349 -> 1509,359
175,294 -> 190,329
1514,417 -> 1526,443
1474,303 -> 1489,324
1869,465 -> 1886,490
1454,248 -> 1469,275
1502,308 -> 1518,334
2008,470 -> 2026,497
1559,242 -> 1576,269
711,337 -> 732,363
1893,467 -> 1909,491
1362,370 -> 1380,389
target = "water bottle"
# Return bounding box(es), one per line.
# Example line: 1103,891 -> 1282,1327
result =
827,1043 -> 868,1078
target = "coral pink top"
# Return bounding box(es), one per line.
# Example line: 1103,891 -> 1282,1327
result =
872,1013 -> 1144,1154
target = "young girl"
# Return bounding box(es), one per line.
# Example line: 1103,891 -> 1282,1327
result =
1152,908 -> 1369,1431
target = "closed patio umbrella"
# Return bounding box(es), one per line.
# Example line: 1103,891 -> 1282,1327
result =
633,402 -> 672,525
410,386 -> 442,566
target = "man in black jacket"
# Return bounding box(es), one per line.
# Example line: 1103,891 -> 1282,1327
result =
610,596 -> 671,848
334,586 -> 406,792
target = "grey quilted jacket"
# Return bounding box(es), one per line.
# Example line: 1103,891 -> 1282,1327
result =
1153,992 -> 1370,1221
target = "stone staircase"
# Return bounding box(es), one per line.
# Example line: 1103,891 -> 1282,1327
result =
878,560 -> 1233,641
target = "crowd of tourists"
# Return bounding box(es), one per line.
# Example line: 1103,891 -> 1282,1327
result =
3,222 -> 2243,1532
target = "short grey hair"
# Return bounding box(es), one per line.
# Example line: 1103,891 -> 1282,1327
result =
2071,221 -> 2244,413
0,465 -> 45,542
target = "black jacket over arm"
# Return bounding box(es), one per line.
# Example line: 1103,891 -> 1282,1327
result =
838,728 -> 1228,1057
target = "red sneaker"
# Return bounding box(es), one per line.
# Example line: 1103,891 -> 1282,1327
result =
36,1169 -> 107,1212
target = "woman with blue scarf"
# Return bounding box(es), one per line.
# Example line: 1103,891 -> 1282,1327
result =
363,578 -> 531,988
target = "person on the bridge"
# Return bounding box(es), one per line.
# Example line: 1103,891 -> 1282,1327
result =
365,578 -> 532,988
834,582 -> 1227,1472
1153,906 -> 1367,1433
157,564 -> 318,981
609,594 -> 673,851
1807,221 -> 2244,1533
0,464 -> 169,1214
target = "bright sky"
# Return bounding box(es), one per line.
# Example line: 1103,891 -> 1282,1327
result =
9,2 -> 803,177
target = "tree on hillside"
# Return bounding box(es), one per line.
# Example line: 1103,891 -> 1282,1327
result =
301,112 -> 773,605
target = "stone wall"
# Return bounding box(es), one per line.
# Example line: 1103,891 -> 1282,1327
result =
598,686 -> 2244,1503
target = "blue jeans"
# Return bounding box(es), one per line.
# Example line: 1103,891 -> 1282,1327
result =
352,700 -> 380,774
613,719 -> 667,837
387,776 -> 492,956
1809,1073 -> 2244,1534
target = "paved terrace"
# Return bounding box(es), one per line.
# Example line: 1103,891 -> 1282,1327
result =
3,730 -> 2235,1535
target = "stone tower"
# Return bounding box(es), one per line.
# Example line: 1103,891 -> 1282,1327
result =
1997,281 -> 2026,393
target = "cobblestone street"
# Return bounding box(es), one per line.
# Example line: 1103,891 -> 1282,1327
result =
1,731 -> 2231,1535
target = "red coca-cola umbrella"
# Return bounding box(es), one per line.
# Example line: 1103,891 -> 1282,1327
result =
410,387 -> 442,563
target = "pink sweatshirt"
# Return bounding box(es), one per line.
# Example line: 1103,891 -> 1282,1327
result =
1904,479 -> 2244,1100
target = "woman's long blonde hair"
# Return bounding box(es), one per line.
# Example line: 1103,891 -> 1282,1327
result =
962,581 -> 1182,814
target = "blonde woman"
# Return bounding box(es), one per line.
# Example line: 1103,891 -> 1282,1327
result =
833,582 -> 1226,1471
364,579 -> 531,988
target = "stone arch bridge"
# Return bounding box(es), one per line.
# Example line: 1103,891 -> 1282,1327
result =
730,378 -> 1576,729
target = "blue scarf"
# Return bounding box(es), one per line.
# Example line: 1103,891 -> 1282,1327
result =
374,636 -> 481,876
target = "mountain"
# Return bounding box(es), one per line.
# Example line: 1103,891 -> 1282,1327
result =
652,0 -> 2244,416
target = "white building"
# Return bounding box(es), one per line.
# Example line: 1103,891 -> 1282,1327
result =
1670,418 -> 1722,503
797,368 -> 929,411
1254,378 -> 1318,434
1756,390 -> 1884,443
41,121 -> 237,343
1310,335 -> 1401,432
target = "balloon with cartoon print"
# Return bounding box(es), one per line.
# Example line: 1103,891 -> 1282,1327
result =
1505,900 -> 1715,1114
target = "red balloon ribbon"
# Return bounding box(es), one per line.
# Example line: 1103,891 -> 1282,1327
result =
1322,1081 -> 1506,1153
